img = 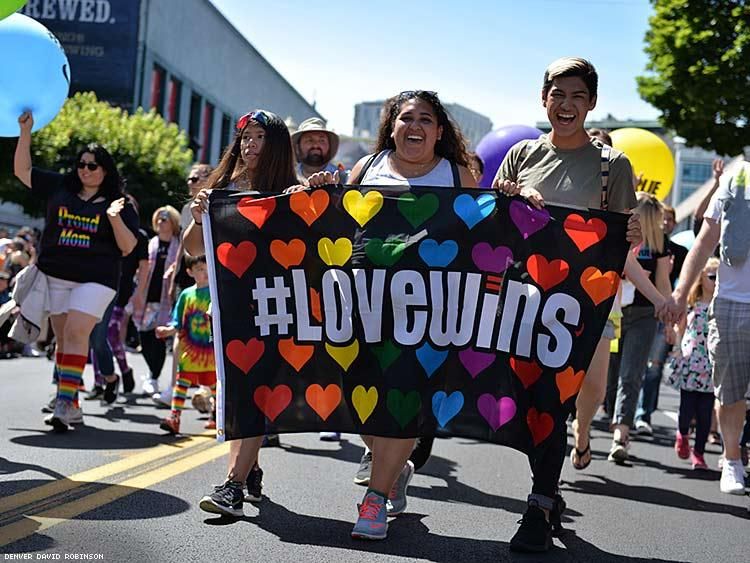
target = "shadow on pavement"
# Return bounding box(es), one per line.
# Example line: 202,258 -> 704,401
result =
84,406 -> 163,425
9,426 -> 173,450
274,437 -> 364,464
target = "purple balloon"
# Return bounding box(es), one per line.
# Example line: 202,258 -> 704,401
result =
475,125 -> 543,187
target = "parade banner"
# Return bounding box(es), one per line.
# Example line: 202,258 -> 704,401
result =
205,186 -> 629,454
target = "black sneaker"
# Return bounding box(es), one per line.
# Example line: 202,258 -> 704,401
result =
122,368 -> 135,394
261,434 -> 280,448
549,494 -> 566,537
509,504 -> 552,553
245,464 -> 263,502
199,480 -> 244,517
84,386 -> 104,401
103,375 -> 119,404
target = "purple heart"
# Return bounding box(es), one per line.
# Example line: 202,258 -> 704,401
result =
477,394 -> 517,432
509,200 -> 551,240
458,348 -> 496,378
471,243 -> 513,274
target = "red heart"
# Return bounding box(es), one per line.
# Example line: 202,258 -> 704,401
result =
510,357 -> 543,389
305,383 -> 342,421
564,214 -> 607,252
526,254 -> 570,291
225,338 -> 264,374
290,190 -> 330,226
238,196 -> 276,228
216,241 -> 256,278
270,239 -> 306,269
253,384 -> 292,422
527,408 -> 554,446
580,267 -> 620,306
278,338 -> 315,372
556,367 -> 586,403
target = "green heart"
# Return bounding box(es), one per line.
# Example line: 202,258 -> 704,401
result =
387,389 -> 422,429
365,237 -> 407,266
371,339 -> 402,371
398,193 -> 440,229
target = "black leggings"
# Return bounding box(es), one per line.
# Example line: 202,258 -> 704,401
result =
139,329 -> 166,380
678,390 -> 714,455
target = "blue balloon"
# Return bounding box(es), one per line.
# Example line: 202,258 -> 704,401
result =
0,13 -> 70,137
475,125 -> 543,188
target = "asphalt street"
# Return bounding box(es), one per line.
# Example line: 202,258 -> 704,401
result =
1,353 -> 748,563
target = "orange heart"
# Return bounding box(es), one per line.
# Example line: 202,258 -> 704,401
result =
510,357 -> 543,389
278,338 -> 314,372
580,267 -> 620,305
290,190 -> 330,226
556,367 -> 586,403
305,383 -> 342,421
238,196 -> 276,228
253,384 -> 292,422
216,241 -> 256,278
270,239 -> 306,269
527,407 -> 554,446
564,214 -> 607,252
309,288 -> 322,322
526,254 -> 570,291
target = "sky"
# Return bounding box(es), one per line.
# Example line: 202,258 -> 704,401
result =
209,0 -> 660,136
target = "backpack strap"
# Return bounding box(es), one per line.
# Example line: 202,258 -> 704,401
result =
351,152 -> 379,185
600,145 -> 611,211
450,160 -> 461,188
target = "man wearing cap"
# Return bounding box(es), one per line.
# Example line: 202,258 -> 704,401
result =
292,117 -> 345,183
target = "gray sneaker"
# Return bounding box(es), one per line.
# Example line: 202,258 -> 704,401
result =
45,400 -> 78,432
353,450 -> 373,486
386,460 -> 414,516
607,439 -> 629,463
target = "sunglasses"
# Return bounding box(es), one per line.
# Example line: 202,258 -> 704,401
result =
235,110 -> 270,132
156,212 -> 170,221
77,161 -> 99,171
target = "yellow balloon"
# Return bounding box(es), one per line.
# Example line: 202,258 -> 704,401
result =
610,128 -> 675,201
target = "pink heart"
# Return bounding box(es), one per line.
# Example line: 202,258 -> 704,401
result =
471,243 -> 513,274
509,200 -> 550,240
477,394 -> 517,432
458,348 -> 496,378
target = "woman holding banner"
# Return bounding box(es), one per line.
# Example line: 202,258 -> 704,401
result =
183,110 -> 299,518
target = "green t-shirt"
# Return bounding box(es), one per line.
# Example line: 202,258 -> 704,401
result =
493,134 -> 637,213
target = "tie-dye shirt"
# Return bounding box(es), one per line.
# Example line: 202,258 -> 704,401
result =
171,285 -> 215,378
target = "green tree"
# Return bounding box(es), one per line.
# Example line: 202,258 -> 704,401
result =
637,0 -> 750,156
0,91 -> 193,223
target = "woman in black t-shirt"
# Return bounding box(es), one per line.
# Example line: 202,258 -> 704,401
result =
14,111 -> 138,432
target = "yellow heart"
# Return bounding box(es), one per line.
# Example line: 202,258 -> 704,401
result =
325,340 -> 359,371
318,237 -> 353,266
343,190 -> 384,227
352,385 -> 378,424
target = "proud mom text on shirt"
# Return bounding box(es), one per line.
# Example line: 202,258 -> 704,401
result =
57,206 -> 101,248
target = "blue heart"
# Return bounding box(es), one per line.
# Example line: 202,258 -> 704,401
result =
432,391 -> 464,428
416,343 -> 449,378
418,239 -> 458,268
453,193 -> 496,230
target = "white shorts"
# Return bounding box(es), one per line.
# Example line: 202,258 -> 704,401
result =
47,276 -> 116,321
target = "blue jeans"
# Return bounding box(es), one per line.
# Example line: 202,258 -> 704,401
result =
89,297 -> 116,386
635,325 -> 669,424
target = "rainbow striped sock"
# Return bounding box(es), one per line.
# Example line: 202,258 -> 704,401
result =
171,378 -> 191,412
58,354 -> 87,403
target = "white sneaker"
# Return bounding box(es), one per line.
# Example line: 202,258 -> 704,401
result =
152,389 -> 172,408
634,420 -> 653,436
142,378 -> 159,396
45,400 -> 78,432
719,459 -> 746,495
319,432 -> 341,441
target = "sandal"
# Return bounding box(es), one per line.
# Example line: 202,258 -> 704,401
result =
570,419 -> 592,470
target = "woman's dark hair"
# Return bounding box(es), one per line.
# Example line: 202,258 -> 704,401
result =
374,91 -> 470,167
64,143 -> 125,201
207,110 -> 298,193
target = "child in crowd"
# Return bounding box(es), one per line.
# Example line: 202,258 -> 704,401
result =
667,257 -> 719,470
155,255 -> 215,434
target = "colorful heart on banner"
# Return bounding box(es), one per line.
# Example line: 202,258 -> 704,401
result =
564,214 -> 607,252
510,357 -> 543,389
238,196 -> 276,228
472,243 -> 514,274
290,190 -> 329,226
343,190 -> 384,227
509,200 -> 550,239
309,288 -> 322,322
387,389 -> 421,429
416,343 -> 449,378
352,385 -> 378,423
253,384 -> 292,422
477,394 -> 517,431
458,348 -> 496,378
527,407 -> 554,445
216,241 -> 256,278
398,193 -> 440,228
432,391 -> 464,427
418,239 -> 458,268
526,254 -> 570,291
226,338 -> 264,374
365,237 -> 407,267
305,383 -> 342,421
556,367 -> 586,403
278,338 -> 314,372
325,340 -> 360,371
318,237 -> 352,266
372,339 -> 402,371
453,193 -> 496,229
270,239 -> 306,269
580,267 -> 619,305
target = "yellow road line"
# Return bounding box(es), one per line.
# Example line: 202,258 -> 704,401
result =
0,440 -> 229,547
0,432 -> 215,515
